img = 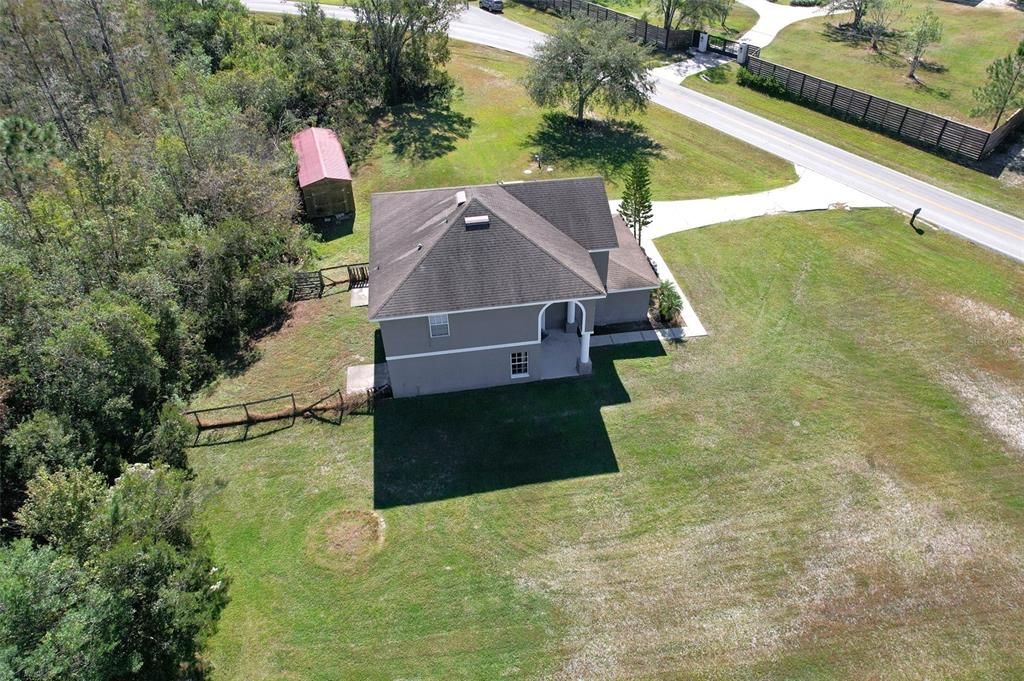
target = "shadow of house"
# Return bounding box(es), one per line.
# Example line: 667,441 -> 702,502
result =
524,113 -> 663,180
372,342 -> 665,508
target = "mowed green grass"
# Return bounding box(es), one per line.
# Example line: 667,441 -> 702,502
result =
685,62 -> 1024,220
761,0 -> 1024,126
318,41 -> 794,265
193,207 -> 1024,679
587,0 -> 760,37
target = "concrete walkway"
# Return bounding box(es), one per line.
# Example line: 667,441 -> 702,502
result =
611,166 -> 887,240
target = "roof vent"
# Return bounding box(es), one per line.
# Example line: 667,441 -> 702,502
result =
464,215 -> 490,230
455,190 -> 467,206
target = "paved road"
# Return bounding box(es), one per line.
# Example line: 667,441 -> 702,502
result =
243,0 -> 1024,262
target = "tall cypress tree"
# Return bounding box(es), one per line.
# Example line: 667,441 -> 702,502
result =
618,158 -> 653,244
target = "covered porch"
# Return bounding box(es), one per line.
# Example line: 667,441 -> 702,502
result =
540,300 -> 593,380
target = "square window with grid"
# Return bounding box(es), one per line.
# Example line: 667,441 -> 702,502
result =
428,313 -> 449,338
510,351 -> 529,377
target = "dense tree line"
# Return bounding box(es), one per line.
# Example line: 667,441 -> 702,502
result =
0,0 -> 459,676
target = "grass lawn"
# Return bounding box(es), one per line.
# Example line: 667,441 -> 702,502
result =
685,62 -> 1024,220
193,206 -> 1024,679
312,41 -> 794,266
502,0 -> 566,32
574,0 -> 760,37
611,0 -> 759,37
761,0 -> 1024,127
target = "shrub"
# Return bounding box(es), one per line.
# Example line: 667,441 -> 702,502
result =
652,280 -> 683,325
790,0 -> 824,6
736,68 -> 789,99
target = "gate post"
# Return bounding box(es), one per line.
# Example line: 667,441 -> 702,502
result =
737,42 -> 749,65
698,32 -> 709,53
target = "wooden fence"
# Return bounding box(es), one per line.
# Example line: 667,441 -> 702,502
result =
515,0 -> 691,49
290,262 -> 369,301
744,56 -> 1023,161
184,385 -> 391,446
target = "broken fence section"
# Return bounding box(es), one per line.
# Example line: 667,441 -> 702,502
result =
184,384 -> 392,446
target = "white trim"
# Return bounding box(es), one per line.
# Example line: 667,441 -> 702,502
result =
607,286 -> 657,294
587,248 -> 614,253
371,295 -> 605,323
387,339 -> 540,361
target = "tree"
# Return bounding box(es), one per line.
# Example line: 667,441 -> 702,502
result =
864,0 -> 906,51
3,464 -> 229,681
657,0 -> 733,31
657,0 -> 681,32
824,0 -> 874,32
352,0 -> 462,105
618,158 -> 653,245
973,39 -> 1024,130
903,7 -> 942,81
677,0 -> 734,30
524,16 -> 655,123
0,117 -> 57,213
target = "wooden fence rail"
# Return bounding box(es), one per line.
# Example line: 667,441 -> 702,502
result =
289,261 -> 370,301
184,385 -> 391,446
744,56 -> 1023,161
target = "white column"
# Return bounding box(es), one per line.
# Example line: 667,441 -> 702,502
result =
566,301 -> 576,325
579,332 -> 592,365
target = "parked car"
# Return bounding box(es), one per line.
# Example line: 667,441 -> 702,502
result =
479,0 -> 503,12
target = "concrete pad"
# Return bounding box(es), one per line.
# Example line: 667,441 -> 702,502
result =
349,286 -> 369,307
590,335 -> 614,347
641,329 -> 660,342
610,331 -> 646,345
346,362 -> 389,393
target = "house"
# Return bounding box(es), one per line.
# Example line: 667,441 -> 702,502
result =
291,127 -> 354,219
368,177 -> 660,398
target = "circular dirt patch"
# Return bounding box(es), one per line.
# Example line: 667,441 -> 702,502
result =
306,509 -> 384,572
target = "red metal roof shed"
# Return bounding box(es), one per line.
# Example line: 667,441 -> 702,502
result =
291,127 -> 351,188
291,127 -> 354,219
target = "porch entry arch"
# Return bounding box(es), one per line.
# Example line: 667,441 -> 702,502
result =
536,300 -> 587,340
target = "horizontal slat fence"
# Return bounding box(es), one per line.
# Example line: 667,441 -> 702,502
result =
983,106 -> 1024,157
744,56 -> 1021,161
514,0 -> 691,49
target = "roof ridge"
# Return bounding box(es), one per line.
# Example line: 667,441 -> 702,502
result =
315,129 -> 328,186
368,176 -> 607,198
482,189 -> 605,295
370,197 -> 470,318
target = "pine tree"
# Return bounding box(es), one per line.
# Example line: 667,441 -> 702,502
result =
973,39 -> 1024,130
618,158 -> 653,244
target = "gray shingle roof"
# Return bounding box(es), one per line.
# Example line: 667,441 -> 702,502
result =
501,177 -> 618,251
607,216 -> 660,292
369,179 -> 614,319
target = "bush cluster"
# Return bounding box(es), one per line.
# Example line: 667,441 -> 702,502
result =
736,68 -> 790,99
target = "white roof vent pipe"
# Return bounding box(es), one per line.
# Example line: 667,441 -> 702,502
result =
464,215 -> 490,230
455,190 -> 467,206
